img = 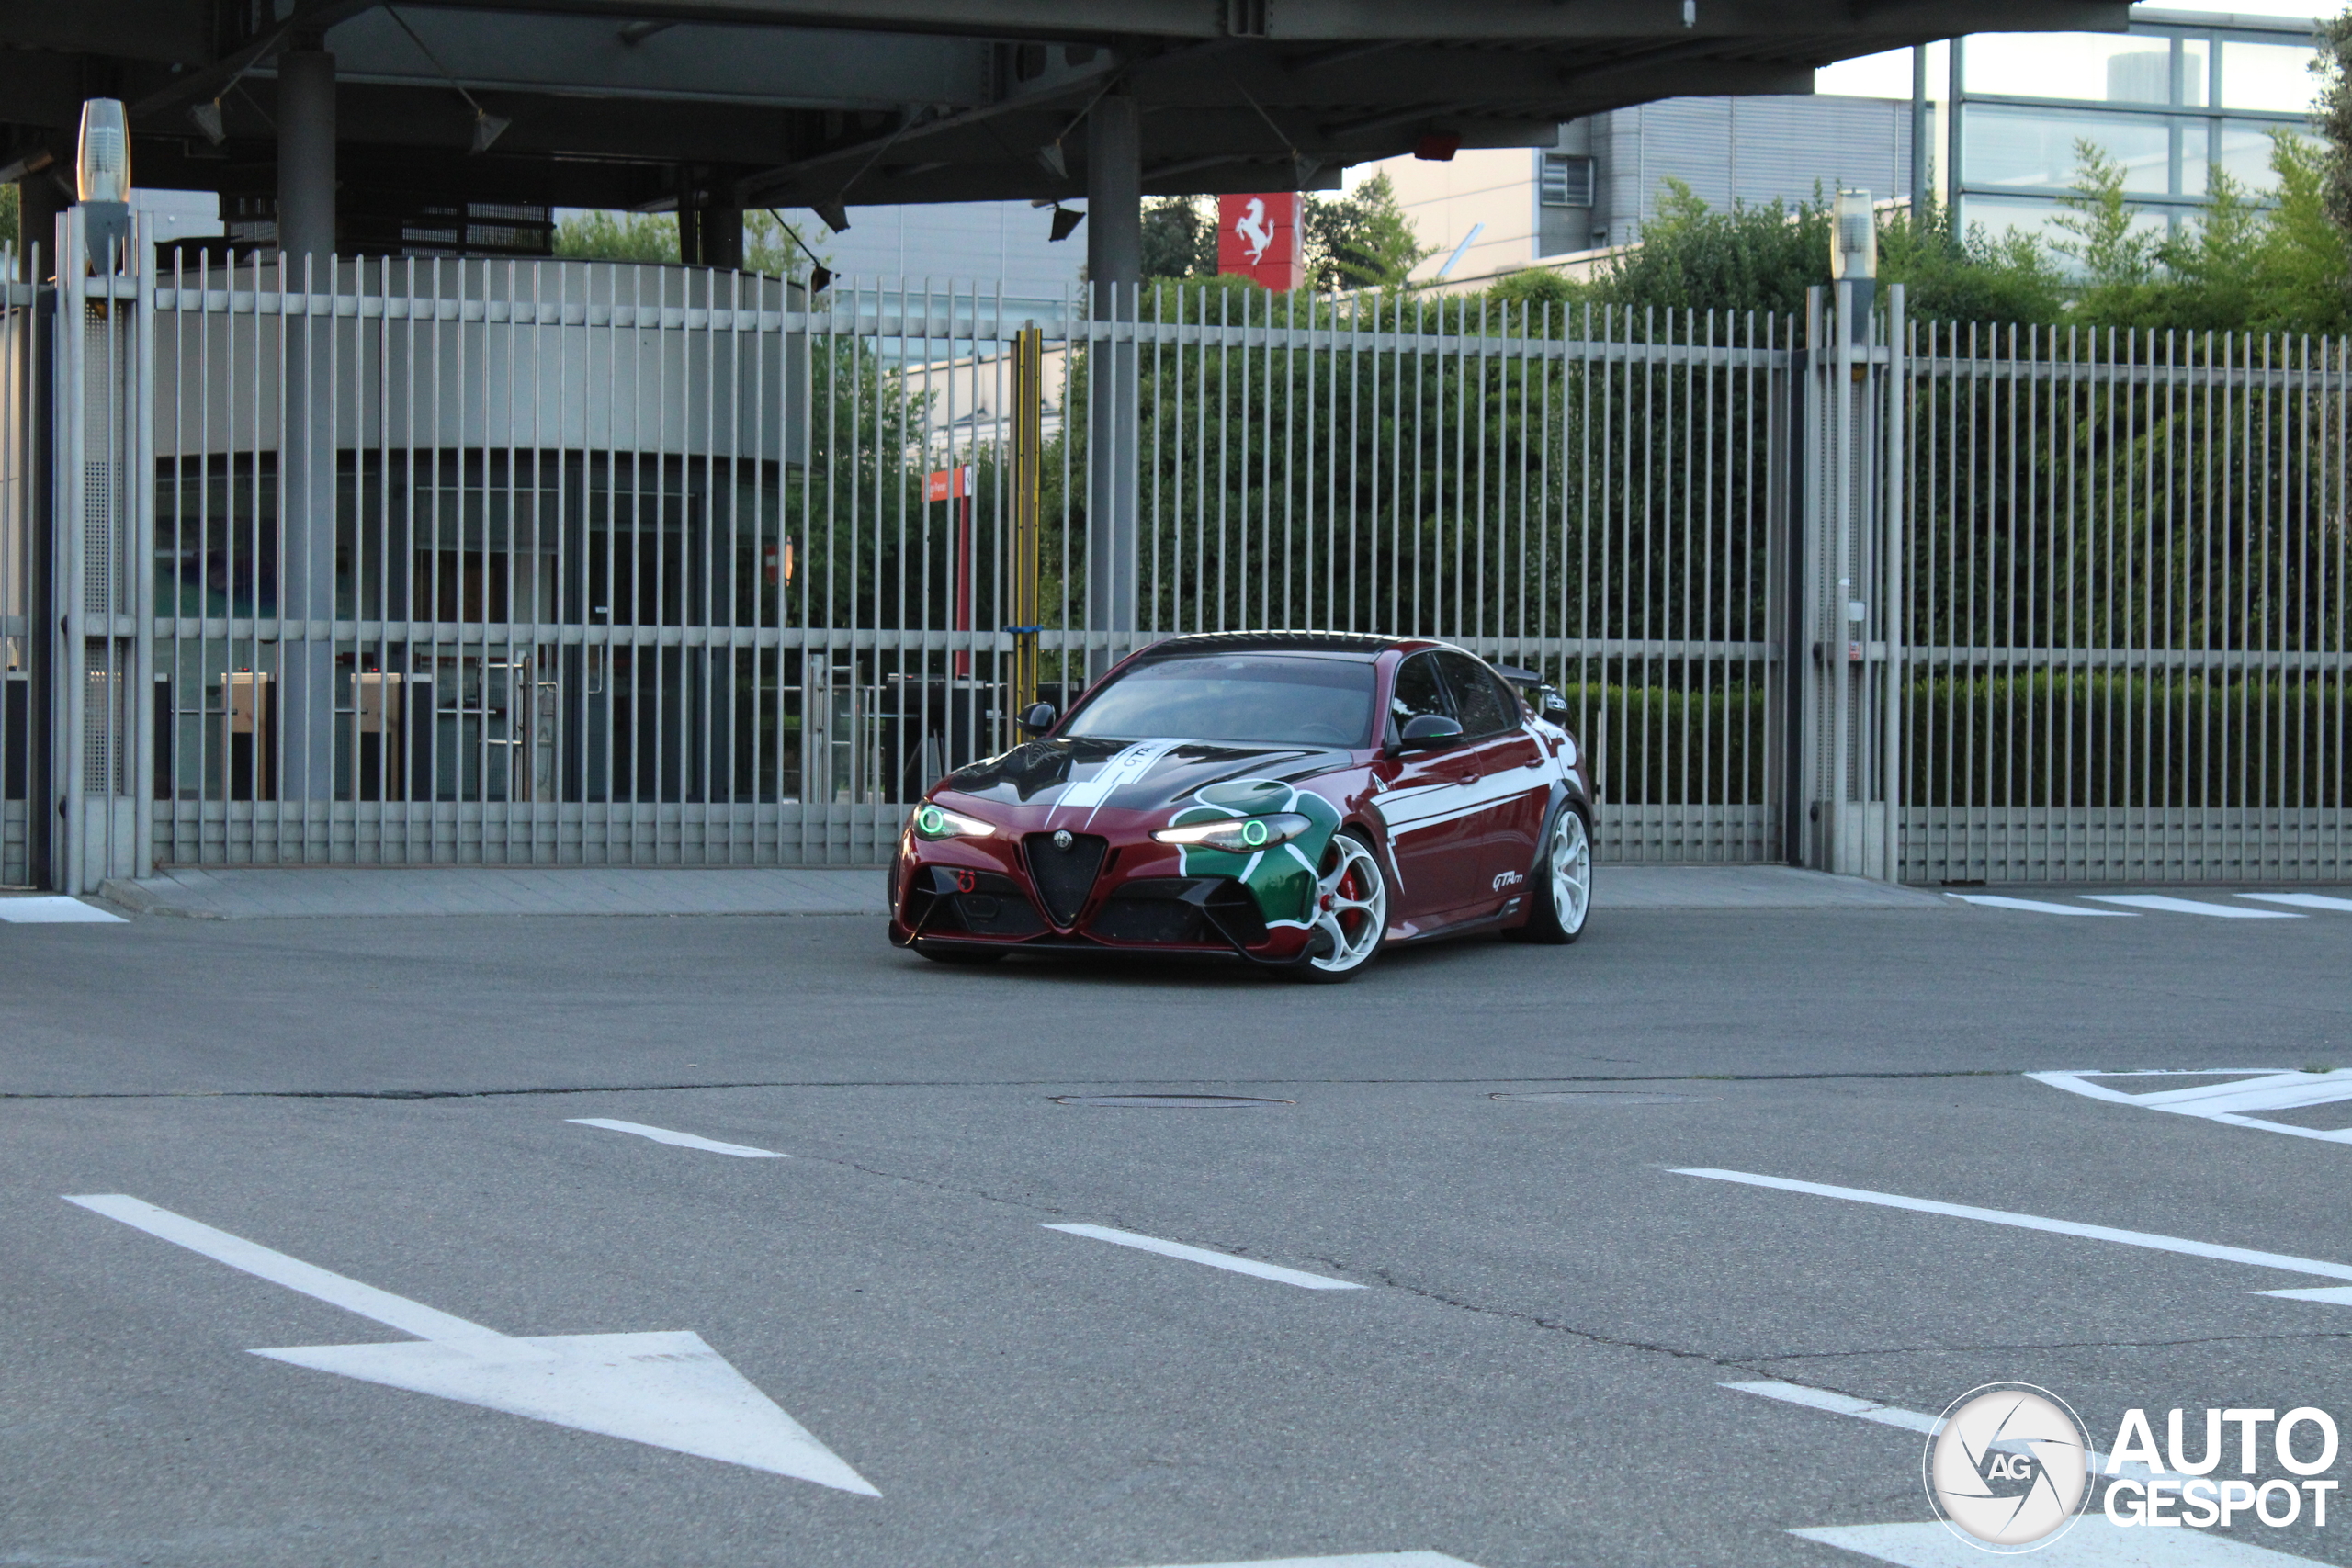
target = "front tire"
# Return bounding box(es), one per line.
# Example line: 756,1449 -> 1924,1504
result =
1287,829 -> 1389,984
1516,802 -> 1593,944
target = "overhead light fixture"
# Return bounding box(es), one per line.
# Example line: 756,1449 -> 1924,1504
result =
1036,140 -> 1068,180
1293,153 -> 1322,186
76,97 -> 131,203
1047,203 -> 1083,243
813,200 -> 850,234
808,265 -> 834,294
470,107 -> 511,154
1412,131 -> 1462,163
190,98 -> 227,146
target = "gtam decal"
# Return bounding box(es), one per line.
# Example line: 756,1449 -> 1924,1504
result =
1492,869 -> 1525,891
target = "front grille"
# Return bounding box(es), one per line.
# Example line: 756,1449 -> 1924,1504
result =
953,891 -> 1046,938
1023,831 -> 1107,927
1091,890 -> 1208,944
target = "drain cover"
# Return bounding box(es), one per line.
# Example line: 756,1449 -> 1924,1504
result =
1052,1093 -> 1295,1108
1489,1090 -> 1713,1104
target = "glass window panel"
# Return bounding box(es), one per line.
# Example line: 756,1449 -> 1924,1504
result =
1956,196 -> 2173,276
2207,121 -> 2312,193
2220,40 -> 2318,112
1962,105 -> 2174,193
1963,32 -> 2194,104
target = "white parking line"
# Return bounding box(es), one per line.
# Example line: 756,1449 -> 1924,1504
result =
1121,1556 -> 1482,1568
1724,1379 -> 2181,1480
1042,1223 -> 1366,1291
1947,895 -> 2137,916
2241,893 -> 2352,912
0,897 -> 125,924
1671,1168 -> 2352,1284
2084,895 -> 2302,918
566,1119 -> 789,1158
1796,1519 -> 2321,1567
2031,1069 -> 2352,1148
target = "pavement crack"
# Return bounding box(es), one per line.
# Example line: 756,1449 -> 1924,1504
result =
0,1067 -> 2018,1102
1748,1330 -> 2352,1360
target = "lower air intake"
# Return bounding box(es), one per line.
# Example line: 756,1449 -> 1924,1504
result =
1023,832 -> 1107,927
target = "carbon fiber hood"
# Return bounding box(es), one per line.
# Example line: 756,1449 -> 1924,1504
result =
941,737 -> 1355,818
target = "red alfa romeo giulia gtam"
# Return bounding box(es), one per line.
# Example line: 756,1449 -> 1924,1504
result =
888,631 -> 1594,982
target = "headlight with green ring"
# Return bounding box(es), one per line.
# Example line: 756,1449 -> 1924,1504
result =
913,803 -> 997,840
1150,811 -> 1312,853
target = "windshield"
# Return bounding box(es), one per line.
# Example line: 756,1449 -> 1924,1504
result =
1065,654 -> 1377,748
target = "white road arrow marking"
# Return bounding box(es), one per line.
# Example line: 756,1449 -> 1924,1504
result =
64,1194 -> 877,1494
2084,894 -> 2301,919
1946,894 -> 2137,917
2032,1068 -> 2352,1147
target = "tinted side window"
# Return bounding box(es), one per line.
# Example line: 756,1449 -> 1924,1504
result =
1388,653 -> 1453,737
1437,651 -> 1513,737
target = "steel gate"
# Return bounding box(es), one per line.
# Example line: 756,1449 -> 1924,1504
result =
12,197 -> 2350,888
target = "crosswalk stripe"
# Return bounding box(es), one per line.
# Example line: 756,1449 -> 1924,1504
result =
1948,895 -> 2136,916
2084,895 -> 2302,918
2032,1069 -> 2352,1148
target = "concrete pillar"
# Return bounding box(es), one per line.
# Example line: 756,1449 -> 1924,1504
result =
1083,91 -> 1141,682
705,204 -> 743,270
277,38 -> 338,811
17,172 -> 63,280
276,41 -> 336,263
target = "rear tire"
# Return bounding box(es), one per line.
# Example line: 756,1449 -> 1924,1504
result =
1286,829 -> 1389,984
1516,802 -> 1593,945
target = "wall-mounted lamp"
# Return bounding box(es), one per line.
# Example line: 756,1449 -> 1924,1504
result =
76,98 -> 131,203
1830,188 -> 1876,281
470,107 -> 511,154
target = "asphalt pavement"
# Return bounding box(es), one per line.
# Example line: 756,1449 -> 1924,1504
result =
6,882 -> 2352,1568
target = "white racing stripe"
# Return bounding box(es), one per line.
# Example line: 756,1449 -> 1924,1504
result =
1051,739 -> 1186,826
1948,895 -> 2137,917
567,1119 -> 788,1158
2085,895 -> 2301,919
1042,1223 -> 1366,1290
1671,1168 -> 2352,1282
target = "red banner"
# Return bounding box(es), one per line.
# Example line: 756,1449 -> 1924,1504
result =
1217,193 -> 1305,292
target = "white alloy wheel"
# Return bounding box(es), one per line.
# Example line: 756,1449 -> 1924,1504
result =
1546,807 -> 1592,939
1296,831 -> 1388,981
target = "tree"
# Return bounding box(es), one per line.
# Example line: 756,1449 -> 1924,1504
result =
1303,173 -> 1430,288
1141,195 -> 1217,279
553,209 -> 679,263
2315,8 -> 2352,250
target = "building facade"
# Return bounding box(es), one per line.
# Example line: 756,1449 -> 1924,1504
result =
1362,4 -> 2326,289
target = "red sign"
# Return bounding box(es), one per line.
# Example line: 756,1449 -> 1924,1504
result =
1217,193 -> 1305,291
924,466 -> 972,503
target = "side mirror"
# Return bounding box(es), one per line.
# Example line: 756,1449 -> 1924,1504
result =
1017,702 -> 1057,734
1396,713 -> 1464,751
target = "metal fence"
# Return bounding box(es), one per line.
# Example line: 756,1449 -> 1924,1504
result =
11,200 -> 2351,887
1898,320 -> 2352,883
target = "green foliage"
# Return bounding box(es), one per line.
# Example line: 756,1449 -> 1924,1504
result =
1584,177 -> 1830,318
1907,672 -> 2352,807
553,209 -> 679,264
1304,173 -> 1430,289
0,183 -> 16,255
1141,196 -> 1217,279
2317,9 -> 2352,245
